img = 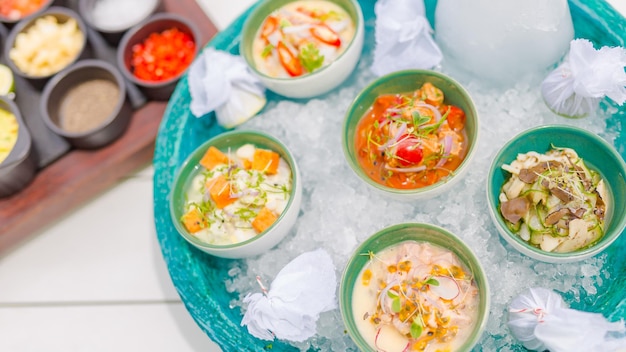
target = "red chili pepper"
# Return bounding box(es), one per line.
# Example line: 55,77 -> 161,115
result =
130,27 -> 196,82
261,16 -> 278,38
310,24 -> 341,47
277,41 -> 303,77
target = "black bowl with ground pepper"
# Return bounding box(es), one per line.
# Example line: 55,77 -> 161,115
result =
40,59 -> 131,149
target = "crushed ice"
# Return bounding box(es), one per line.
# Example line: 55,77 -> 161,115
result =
224,21 -> 619,352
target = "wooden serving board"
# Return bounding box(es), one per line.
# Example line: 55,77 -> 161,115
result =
0,0 -> 218,253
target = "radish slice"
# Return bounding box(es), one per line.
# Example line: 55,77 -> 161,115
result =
435,134 -> 453,168
429,276 -> 460,300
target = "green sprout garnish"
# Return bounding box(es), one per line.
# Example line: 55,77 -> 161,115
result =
298,43 -> 325,73
410,319 -> 423,339
261,44 -> 274,58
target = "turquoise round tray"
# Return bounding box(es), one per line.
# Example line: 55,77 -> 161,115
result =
153,1 -> 626,350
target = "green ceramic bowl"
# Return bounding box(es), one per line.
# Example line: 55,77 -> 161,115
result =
339,223 -> 490,351
487,125 -> 626,263
239,0 -> 364,98
169,130 -> 302,259
342,69 -> 479,200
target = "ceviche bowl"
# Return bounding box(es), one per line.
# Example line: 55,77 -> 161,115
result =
487,125 -> 626,263
169,130 -> 302,259
342,69 -> 479,200
239,0 -> 364,98
339,223 -> 490,352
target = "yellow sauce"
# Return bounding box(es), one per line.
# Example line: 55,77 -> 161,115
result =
352,241 -> 480,352
0,109 -> 19,164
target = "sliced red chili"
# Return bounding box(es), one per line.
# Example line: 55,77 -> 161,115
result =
310,24 -> 341,47
261,16 -> 278,38
277,41 -> 303,77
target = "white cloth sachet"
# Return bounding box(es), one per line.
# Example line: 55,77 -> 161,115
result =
371,0 -> 442,76
240,249 -> 337,342
508,287 -> 626,352
541,39 -> 626,117
188,48 -> 267,128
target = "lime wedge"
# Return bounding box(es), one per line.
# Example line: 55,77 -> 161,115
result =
0,64 -> 15,97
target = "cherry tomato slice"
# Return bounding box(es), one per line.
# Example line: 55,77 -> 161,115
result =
310,24 -> 341,47
261,16 -> 278,38
445,105 -> 466,131
277,42 -> 303,77
395,135 -> 424,166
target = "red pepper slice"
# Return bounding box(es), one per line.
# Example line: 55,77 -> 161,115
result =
277,42 -> 303,77
310,24 -> 341,47
395,135 -> 424,166
261,16 -> 278,38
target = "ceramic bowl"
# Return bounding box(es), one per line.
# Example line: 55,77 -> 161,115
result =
239,0 -> 364,99
169,130 -> 302,259
0,96 -> 36,198
3,7 -> 89,89
79,0 -> 163,46
339,223 -> 490,352
117,12 -> 200,101
40,59 -> 131,149
0,0 -> 55,27
487,125 -> 626,263
342,69 -> 479,200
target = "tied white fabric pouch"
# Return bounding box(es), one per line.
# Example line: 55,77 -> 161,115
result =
371,0 -> 442,76
541,39 -> 626,118
508,287 -> 626,352
240,249 -> 337,342
188,48 -> 267,128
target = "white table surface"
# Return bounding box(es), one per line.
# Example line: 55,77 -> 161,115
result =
1,1 -> 624,351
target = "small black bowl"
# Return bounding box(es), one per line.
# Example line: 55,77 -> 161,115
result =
0,96 -> 36,198
78,0 -> 163,46
0,0 -> 56,28
117,12 -> 200,101
4,6 -> 90,89
40,59 -> 132,149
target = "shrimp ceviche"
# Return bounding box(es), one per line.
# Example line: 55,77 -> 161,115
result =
252,0 -> 355,78
354,82 -> 468,189
499,147 -> 609,253
180,144 -> 292,246
352,241 -> 480,352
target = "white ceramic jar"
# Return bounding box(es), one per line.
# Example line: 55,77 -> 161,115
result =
434,0 -> 574,86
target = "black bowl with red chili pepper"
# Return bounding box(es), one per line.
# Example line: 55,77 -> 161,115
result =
117,12 -> 200,101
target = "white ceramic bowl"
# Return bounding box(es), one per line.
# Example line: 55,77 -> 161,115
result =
240,0 -> 364,99
170,130 -> 302,259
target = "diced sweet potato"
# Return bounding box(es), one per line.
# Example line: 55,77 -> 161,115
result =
252,207 -> 279,234
242,158 -> 252,170
200,146 -> 230,169
252,149 -> 280,175
207,175 -> 237,209
181,208 -> 206,233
